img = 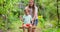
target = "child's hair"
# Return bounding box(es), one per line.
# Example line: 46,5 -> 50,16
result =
24,8 -> 30,13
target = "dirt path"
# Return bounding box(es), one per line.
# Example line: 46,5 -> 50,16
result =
35,28 -> 42,32
7,27 -> 42,32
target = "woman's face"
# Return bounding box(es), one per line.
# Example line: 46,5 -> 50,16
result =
29,1 -> 34,7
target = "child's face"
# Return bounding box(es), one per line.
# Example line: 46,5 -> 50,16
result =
25,9 -> 29,15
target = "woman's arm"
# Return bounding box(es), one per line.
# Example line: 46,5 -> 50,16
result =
32,6 -> 38,21
32,13 -> 36,21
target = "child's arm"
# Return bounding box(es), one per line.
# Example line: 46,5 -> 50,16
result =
20,16 -> 23,22
20,16 -> 24,24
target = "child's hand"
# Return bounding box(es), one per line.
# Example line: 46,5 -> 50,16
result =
20,16 -> 22,19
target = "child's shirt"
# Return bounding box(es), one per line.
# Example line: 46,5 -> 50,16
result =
23,15 -> 32,24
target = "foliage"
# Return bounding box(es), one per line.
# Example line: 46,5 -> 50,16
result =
0,0 -> 60,32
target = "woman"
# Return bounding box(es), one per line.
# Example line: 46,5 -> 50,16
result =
25,0 -> 38,32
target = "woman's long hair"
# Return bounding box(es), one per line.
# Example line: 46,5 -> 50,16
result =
28,1 -> 35,15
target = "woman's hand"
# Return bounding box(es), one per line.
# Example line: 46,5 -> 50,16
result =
31,19 -> 34,25
32,18 -> 35,21
32,21 -> 34,24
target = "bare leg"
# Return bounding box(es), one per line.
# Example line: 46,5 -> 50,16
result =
32,28 -> 35,32
23,27 -> 26,32
32,26 -> 36,32
28,27 -> 32,32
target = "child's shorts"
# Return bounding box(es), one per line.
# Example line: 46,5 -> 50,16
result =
22,24 -> 32,27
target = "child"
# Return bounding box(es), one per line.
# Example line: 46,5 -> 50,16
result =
20,8 -> 32,32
